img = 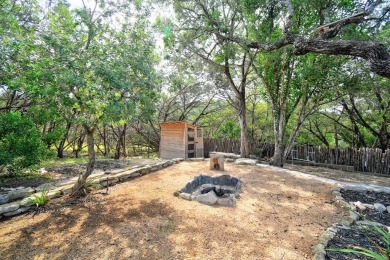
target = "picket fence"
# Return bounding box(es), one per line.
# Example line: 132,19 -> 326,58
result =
203,138 -> 390,175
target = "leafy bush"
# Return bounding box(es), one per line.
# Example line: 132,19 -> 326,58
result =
0,112 -> 47,174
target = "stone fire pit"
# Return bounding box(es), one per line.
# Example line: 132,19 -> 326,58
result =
178,175 -> 241,207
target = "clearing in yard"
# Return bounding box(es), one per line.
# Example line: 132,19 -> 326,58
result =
0,161 -> 344,259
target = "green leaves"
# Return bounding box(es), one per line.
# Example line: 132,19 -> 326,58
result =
0,112 -> 47,174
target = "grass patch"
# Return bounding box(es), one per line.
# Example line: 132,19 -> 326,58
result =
28,189 -> 49,207
160,218 -> 176,233
40,157 -> 91,168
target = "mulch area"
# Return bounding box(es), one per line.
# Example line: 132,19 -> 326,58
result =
325,189 -> 390,259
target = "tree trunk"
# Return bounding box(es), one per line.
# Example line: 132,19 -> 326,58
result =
114,124 -> 127,160
238,98 -> 250,158
57,120 -> 72,158
103,124 -> 109,156
273,138 -> 285,167
272,107 -> 286,167
71,125 -> 96,195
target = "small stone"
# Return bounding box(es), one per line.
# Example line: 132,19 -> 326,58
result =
387,206 -> 390,213
173,191 -> 180,197
354,201 -> 366,211
179,193 -> 192,201
374,203 -> 386,213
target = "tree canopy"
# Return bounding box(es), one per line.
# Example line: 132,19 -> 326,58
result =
0,0 -> 389,182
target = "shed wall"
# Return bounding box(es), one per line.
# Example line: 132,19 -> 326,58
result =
160,124 -> 186,159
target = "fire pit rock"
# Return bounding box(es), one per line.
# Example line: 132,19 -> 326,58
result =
179,175 -> 241,207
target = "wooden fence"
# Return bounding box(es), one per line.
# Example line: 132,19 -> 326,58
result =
204,138 -> 390,175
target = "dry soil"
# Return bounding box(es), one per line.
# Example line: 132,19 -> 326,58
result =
0,161 -> 346,260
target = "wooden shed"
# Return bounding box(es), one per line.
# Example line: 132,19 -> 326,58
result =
159,121 -> 204,159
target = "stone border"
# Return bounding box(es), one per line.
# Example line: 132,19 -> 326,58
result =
312,186 -> 390,260
0,158 -> 184,219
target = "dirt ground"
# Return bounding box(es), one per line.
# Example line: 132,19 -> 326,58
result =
0,161 -> 346,260
284,164 -> 390,188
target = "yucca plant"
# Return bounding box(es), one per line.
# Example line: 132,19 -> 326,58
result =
327,220 -> 390,260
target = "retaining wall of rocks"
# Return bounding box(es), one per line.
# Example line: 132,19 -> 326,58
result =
0,158 -> 184,219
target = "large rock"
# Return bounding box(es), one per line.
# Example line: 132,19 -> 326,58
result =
0,201 -> 20,214
172,158 -> 184,163
3,206 -> 30,217
235,158 -> 257,165
7,187 -> 35,201
194,190 -> 218,205
20,197 -> 36,207
0,194 -> 9,205
115,169 -> 141,181
46,190 -> 61,199
100,176 -> 119,187
35,183 -> 56,192
217,195 -> 236,207
210,152 -> 241,160
140,165 -> 152,175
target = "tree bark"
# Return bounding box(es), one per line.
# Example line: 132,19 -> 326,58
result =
57,120 -> 72,158
238,97 -> 250,158
272,136 -> 285,167
71,125 -> 96,195
114,124 -> 127,160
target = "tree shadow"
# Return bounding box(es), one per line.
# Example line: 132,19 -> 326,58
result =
0,196 -> 183,260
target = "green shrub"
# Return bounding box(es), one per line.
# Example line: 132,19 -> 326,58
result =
0,112 -> 47,175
